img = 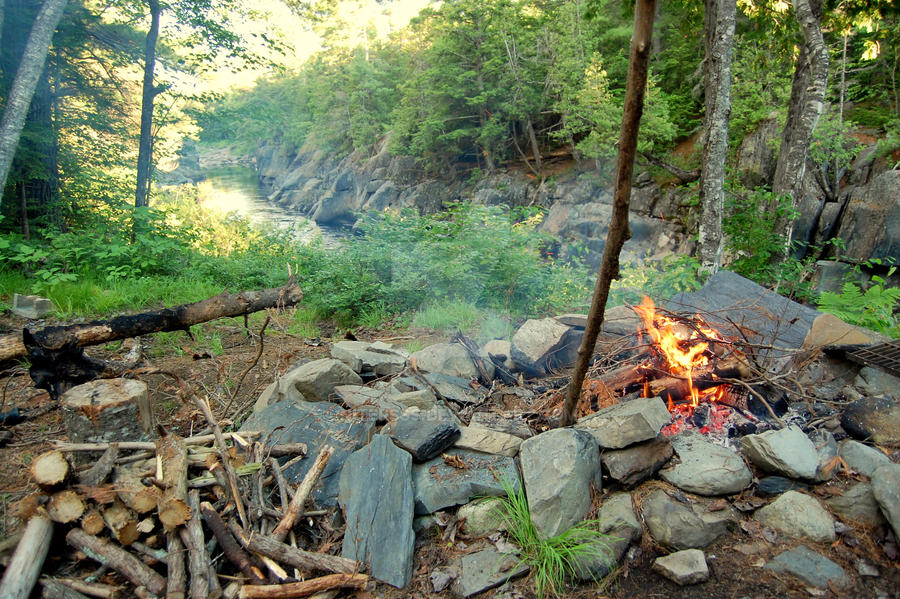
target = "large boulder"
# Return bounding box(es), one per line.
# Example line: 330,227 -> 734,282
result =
740,425 -> 819,480
833,170 -> 900,263
410,343 -> 480,380
871,463 -> 900,540
520,429 -> 601,539
338,435 -> 414,588
283,358 -> 363,403
331,340 -> 408,377
510,318 -> 575,376
411,450 -> 520,515
390,406 -> 461,462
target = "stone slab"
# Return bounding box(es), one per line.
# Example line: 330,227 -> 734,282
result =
412,449 -> 520,515
576,396 -> 670,449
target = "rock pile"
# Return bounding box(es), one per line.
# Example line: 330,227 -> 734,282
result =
240,272 -> 899,596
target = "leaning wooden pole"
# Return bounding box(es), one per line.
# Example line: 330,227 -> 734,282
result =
558,0 -> 658,427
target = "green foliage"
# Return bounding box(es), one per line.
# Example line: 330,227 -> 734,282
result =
809,110 -> 862,176
818,265 -> 900,337
610,255 -> 703,306
412,300 -> 484,332
492,478 -> 616,598
721,187 -> 795,283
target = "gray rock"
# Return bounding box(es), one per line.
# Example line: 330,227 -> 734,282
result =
753,491 -> 835,542
391,406 -> 461,462
470,412 -> 533,439
338,435 -> 414,588
286,358 -> 363,402
661,432 -> 751,495
554,313 -> 588,328
757,476 -> 809,496
450,549 -> 529,598
576,396 -> 671,449
457,498 -> 505,537
480,340 -> 514,373
391,373 -> 479,405
454,425 -> 523,457
652,549 -> 710,585
600,305 -> 642,336
411,343 -> 479,380
332,384 -> 384,408
841,395 -> 900,445
764,546 -> 849,589
571,529 -> 630,582
855,367 -> 900,398
642,490 -> 733,549
510,318 -> 573,375
12,294 -> 54,319
871,463 -> 900,540
520,428 -> 600,538
598,493 -> 641,542
241,401 -> 375,506
390,389 -> 438,410
827,482 -> 887,528
811,430 -> 838,482
666,270 -> 819,353
331,340 -> 408,376
741,425 -> 819,480
602,436 -> 673,488
833,170 -> 900,264
412,450 -> 520,515
431,566 -> 459,593
839,440 -> 891,477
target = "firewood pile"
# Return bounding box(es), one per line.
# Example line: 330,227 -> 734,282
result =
2,427 -> 369,599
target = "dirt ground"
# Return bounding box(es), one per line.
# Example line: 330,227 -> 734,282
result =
1,308 -> 898,599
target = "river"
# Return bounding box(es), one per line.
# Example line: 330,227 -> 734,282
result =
191,165 -> 345,246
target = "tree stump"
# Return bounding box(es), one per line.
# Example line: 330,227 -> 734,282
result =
61,379 -> 154,445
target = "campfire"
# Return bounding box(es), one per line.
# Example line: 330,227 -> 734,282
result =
582,297 -> 770,437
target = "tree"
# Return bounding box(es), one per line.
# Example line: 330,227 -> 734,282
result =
0,0 -> 68,206
697,0 -> 736,273
771,0 -> 829,244
134,0 -> 161,208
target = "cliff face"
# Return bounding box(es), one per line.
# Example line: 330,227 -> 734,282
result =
255,131 -> 898,271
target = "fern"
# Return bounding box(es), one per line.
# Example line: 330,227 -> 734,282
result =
818,279 -> 900,338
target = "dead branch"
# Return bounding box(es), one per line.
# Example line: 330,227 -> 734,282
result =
271,446 -> 332,543
237,574 -> 369,599
179,490 -> 210,599
225,315 -> 270,412
199,502 -> 266,584
230,524 -> 360,575
65,529 -> 166,597
0,510 -> 54,599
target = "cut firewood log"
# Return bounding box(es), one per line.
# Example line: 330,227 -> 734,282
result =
75,485 -> 118,505
199,502 -> 265,583
136,517 -> 156,535
77,447 -> 120,487
81,508 -> 105,536
40,578 -> 92,599
61,379 -> 153,446
0,510 -> 54,599
237,574 -> 369,599
11,493 -> 45,522
179,490 -> 210,599
31,450 -> 70,489
66,529 -> 166,597
47,490 -> 86,524
598,364 -> 648,392
229,523 -> 360,575
114,465 -> 160,514
46,578 -> 122,599
155,430 -> 190,531
102,500 -> 139,546
166,532 -> 186,599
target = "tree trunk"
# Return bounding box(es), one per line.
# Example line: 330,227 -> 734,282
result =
0,0 -> 68,202
135,0 -> 161,208
697,0 -> 736,273
771,0 -> 828,245
559,0 -> 658,428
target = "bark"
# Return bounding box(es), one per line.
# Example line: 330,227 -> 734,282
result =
77,446 -> 120,487
165,532 -> 186,599
135,0 -> 161,208
771,0 -> 828,244
237,574 -> 369,599
697,0 -> 736,273
45,578 -> 121,599
231,525 -> 360,575
41,579 -> 92,599
179,490 -> 210,599
0,0 -> 68,200
199,502 -> 266,583
0,511 -> 53,599
0,283 -> 302,362
559,0 -> 658,427
65,529 -> 166,597
155,430 -> 190,531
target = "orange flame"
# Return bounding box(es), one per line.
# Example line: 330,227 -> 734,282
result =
633,296 -> 723,407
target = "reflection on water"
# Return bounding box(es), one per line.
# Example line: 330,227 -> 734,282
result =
192,166 -> 344,246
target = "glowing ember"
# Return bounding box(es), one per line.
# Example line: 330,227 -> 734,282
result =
633,296 -> 727,408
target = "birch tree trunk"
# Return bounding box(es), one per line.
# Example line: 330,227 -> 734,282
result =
697,0 -> 736,274
0,0 -> 68,202
771,0 -> 828,246
135,0 -> 161,208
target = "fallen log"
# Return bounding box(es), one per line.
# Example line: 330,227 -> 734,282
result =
1,283 -> 303,362
237,574 -> 369,599
40,578 -> 92,599
230,524 -> 360,575
65,529 -> 166,597
0,510 -> 54,599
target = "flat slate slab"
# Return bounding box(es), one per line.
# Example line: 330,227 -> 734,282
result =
660,432 -> 751,495
764,546 -> 849,589
666,270 -> 819,353
412,449 -> 520,515
338,435 -> 414,588
450,549 -> 529,598
602,436 -> 673,488
576,396 -> 670,449
871,463 -> 900,540
391,406 -> 460,461
741,425 -> 819,480
241,401 -> 376,506
839,440 -> 891,477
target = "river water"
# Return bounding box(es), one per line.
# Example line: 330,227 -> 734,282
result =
192,165 -> 345,246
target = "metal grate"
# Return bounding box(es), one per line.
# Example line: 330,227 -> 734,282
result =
847,340 -> 900,377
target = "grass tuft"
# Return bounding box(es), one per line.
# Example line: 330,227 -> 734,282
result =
411,300 -> 484,332
492,478 -> 616,598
